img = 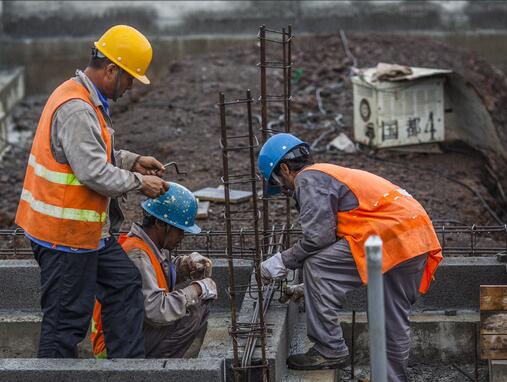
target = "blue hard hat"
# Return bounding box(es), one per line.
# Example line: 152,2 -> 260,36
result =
257,133 -> 310,196
141,182 -> 201,234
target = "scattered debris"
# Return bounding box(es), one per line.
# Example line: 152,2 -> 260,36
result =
196,200 -> 210,219
193,187 -> 252,204
327,132 -> 357,153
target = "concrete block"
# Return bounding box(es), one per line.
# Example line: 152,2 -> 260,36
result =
0,310 -> 93,358
339,311 -> 480,365
0,358 -> 225,382
0,259 -> 252,312
489,360 -> 507,382
343,257 -> 507,311
0,67 -> 25,116
0,260 -> 40,311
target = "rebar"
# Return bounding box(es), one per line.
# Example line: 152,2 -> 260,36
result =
219,91 -> 240,379
2,225 -> 507,258
218,89 -> 269,381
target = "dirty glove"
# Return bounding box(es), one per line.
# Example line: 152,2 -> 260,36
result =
260,252 -> 288,283
188,252 -> 213,280
193,278 -> 217,301
177,252 -> 213,280
279,283 -> 304,303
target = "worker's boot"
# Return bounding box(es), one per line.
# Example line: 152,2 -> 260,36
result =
287,346 -> 350,370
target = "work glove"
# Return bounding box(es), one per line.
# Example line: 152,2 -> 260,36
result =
188,252 -> 213,280
279,283 -> 304,304
178,252 -> 213,280
260,252 -> 288,284
193,278 -> 218,301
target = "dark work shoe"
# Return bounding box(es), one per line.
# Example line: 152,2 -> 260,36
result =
286,347 -> 350,370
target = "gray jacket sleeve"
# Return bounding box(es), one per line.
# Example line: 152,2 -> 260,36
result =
114,148 -> 140,171
281,170 -> 359,269
128,248 -> 200,327
52,100 -> 142,198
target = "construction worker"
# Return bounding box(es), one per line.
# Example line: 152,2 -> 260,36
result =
15,25 -> 169,358
258,133 -> 442,381
91,183 -> 217,358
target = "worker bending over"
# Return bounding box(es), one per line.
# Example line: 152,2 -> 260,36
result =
258,133 -> 442,382
16,25 -> 169,358
91,183 -> 217,358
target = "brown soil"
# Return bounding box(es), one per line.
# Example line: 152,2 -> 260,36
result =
1,32 -> 506,257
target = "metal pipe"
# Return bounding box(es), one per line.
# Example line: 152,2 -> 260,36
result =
365,235 -> 387,382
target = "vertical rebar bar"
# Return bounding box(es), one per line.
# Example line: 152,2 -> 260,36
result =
282,26 -> 292,249
366,235 -> 387,382
219,92 -> 240,381
247,89 -> 269,382
287,25 -> 292,134
259,25 -> 271,253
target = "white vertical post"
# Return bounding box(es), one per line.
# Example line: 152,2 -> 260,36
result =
365,235 -> 387,382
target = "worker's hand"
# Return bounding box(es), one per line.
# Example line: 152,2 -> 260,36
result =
192,278 -> 217,301
260,252 -> 288,284
140,175 -> 169,198
188,252 -> 213,280
279,283 -> 304,304
132,156 -> 165,176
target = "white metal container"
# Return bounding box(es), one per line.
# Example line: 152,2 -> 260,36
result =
352,67 -> 451,148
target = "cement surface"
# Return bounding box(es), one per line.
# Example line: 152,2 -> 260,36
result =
489,360 -> 507,382
338,311 -> 480,365
0,258 -> 252,311
0,358 -> 225,382
343,257 -> 507,311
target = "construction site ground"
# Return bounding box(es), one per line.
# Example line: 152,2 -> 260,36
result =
1,32 -> 506,256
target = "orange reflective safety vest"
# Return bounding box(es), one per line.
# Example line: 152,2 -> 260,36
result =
15,79 -> 112,249
301,163 -> 443,294
90,234 -> 170,358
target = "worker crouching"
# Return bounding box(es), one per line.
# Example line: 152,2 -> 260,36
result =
91,182 -> 217,358
258,133 -> 443,382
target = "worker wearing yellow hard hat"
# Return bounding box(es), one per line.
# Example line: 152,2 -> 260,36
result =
95,24 -> 152,84
16,25 -> 169,359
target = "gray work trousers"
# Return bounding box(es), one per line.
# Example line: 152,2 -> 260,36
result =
143,300 -> 210,358
303,239 -> 426,382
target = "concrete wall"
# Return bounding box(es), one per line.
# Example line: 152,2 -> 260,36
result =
1,1 -> 507,37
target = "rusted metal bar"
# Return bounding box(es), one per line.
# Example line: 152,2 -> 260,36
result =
219,91 -> 240,380
259,25 -> 270,254
246,88 -> 269,381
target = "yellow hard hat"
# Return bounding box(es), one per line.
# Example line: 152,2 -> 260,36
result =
94,25 -> 152,85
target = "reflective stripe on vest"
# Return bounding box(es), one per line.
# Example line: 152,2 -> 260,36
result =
20,189 -> 107,223
15,78 -> 111,249
28,154 -> 82,186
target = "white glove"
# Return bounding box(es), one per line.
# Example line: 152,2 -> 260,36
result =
188,252 -> 213,279
279,283 -> 304,303
260,252 -> 288,283
193,278 -> 217,301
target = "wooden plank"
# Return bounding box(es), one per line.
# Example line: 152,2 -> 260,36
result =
480,285 -> 507,311
193,187 -> 252,204
481,312 -> 507,335
196,201 -> 210,219
481,335 -> 507,360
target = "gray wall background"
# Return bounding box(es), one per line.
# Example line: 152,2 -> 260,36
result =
1,0 -> 507,95
1,1 -> 507,37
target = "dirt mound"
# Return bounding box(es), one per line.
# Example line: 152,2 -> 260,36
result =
1,32 -> 506,243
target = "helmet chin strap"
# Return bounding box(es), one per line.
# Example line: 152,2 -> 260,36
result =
112,67 -> 123,102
